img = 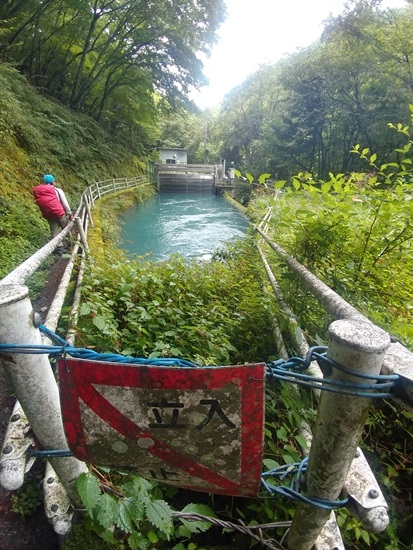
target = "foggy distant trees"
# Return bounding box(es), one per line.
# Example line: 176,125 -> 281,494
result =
214,1 -> 413,179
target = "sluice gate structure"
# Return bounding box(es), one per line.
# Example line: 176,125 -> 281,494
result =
155,163 -> 224,194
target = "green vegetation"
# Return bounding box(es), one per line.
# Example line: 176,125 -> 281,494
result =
68,113 -> 413,548
76,240 -> 275,365
245,112 -> 413,348
1,1 -> 413,549
11,471 -> 43,519
0,0 -> 226,143
203,3 -> 413,179
0,63 -> 145,280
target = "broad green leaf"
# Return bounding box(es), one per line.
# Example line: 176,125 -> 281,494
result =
277,426 -> 288,441
115,499 -> 134,533
128,531 -> 151,550
295,434 -> 308,451
178,503 -> 215,534
120,475 -> 153,498
80,303 -> 91,315
181,503 -> 216,517
77,473 -> 101,517
263,458 -> 280,470
126,497 -> 146,522
361,529 -> 370,544
147,531 -> 158,543
145,499 -> 173,536
258,173 -> 271,184
96,493 -> 119,529
93,315 -> 106,330
245,172 -> 254,183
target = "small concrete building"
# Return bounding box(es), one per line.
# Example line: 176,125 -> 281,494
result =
158,147 -> 187,165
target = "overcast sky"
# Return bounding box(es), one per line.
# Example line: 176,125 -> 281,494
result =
190,0 -> 408,109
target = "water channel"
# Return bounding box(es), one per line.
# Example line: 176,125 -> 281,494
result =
120,193 -> 249,261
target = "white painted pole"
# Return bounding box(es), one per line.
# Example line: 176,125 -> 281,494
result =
0,401 -> 35,490
0,284 -> 88,504
287,319 -> 390,550
75,217 -> 89,253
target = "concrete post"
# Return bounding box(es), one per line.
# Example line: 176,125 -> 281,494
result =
287,319 -> 390,550
0,284 -> 88,504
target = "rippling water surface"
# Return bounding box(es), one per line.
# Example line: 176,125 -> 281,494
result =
120,194 -> 249,261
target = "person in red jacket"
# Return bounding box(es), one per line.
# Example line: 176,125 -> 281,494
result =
33,174 -> 73,254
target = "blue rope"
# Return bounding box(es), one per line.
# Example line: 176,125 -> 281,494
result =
30,449 -> 73,458
0,324 -> 200,369
261,457 -> 349,510
266,347 -> 399,398
0,330 -> 400,398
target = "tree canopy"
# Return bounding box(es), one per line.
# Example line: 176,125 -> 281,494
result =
0,0 -> 226,152
212,1 -> 413,179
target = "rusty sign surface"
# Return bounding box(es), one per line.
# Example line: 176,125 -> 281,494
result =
58,358 -> 266,496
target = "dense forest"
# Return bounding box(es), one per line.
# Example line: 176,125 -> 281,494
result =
1,1 -> 413,550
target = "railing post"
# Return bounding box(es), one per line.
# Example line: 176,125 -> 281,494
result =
84,195 -> 94,228
287,319 -> 390,550
0,285 -> 88,505
75,217 -> 90,254
88,186 -> 94,208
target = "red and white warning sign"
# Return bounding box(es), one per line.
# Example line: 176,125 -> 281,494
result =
58,358 -> 265,496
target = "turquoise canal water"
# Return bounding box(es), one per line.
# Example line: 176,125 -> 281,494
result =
120,194 -> 249,261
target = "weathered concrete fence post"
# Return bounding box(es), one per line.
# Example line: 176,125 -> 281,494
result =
287,319 -> 390,550
0,284 -> 88,504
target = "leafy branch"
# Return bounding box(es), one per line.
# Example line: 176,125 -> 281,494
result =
76,471 -> 292,549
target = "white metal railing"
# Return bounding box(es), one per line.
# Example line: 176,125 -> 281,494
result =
255,224 -> 413,407
0,175 -> 148,286
0,174 -> 149,531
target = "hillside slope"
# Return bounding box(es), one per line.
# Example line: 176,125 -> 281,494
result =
0,64 -> 146,278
